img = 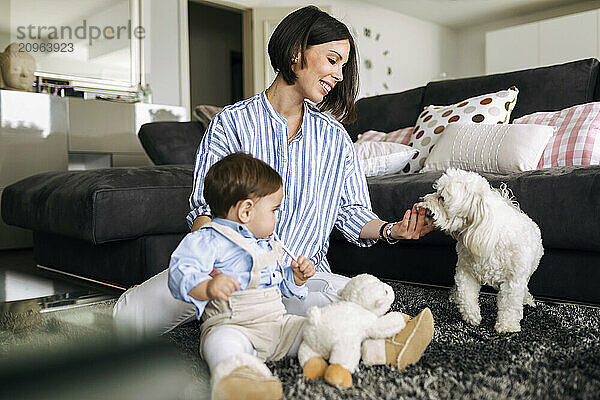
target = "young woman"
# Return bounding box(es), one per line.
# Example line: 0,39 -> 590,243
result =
114,6 -> 434,376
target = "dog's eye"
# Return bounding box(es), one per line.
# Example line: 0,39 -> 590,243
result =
439,194 -> 444,202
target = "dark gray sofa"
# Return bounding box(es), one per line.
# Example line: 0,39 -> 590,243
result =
2,59 -> 599,303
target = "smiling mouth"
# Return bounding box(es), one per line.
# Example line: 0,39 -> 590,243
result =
319,80 -> 332,94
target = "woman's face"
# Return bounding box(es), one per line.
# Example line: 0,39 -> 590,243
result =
292,39 -> 350,104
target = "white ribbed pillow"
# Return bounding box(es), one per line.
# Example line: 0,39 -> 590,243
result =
421,124 -> 554,174
354,142 -> 418,177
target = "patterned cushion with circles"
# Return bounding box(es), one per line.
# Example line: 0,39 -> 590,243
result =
403,86 -> 519,174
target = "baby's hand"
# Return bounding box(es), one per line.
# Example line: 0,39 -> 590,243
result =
206,274 -> 240,301
292,256 -> 315,286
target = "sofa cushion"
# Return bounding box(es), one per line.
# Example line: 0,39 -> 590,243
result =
405,86 -> 519,173
514,102 -> 600,168
138,121 -> 205,165
1,166 -> 194,244
422,58 -> 599,121
356,127 -> 414,145
354,142 -> 417,177
421,123 -> 554,174
364,165 -> 600,252
192,105 -> 223,127
344,86 -> 425,141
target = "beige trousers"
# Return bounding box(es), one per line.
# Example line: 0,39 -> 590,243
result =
201,286 -> 305,362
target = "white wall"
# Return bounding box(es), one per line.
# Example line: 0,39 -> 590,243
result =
142,0 -> 183,107
229,0 -> 457,98
0,31 -> 9,52
455,0 -> 600,78
0,1 -> 10,50
332,1 -> 457,98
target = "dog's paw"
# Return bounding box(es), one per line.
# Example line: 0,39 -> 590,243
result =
448,286 -> 458,304
462,312 -> 482,326
523,292 -> 536,308
495,320 -> 521,333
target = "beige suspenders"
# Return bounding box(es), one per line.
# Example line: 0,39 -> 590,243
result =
202,221 -> 284,289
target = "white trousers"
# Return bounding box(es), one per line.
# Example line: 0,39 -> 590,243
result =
112,269 -> 349,338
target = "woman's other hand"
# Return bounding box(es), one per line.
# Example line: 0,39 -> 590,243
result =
191,215 -> 212,232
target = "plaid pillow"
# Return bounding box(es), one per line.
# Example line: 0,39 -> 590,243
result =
356,126 -> 414,145
513,102 -> 600,168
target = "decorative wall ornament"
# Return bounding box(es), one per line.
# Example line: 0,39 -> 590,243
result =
357,27 -> 392,97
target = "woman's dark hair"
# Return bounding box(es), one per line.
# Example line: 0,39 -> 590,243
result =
268,6 -> 359,124
204,152 -> 282,218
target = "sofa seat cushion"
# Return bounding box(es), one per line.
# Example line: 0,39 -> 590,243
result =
2,166 -> 194,244
364,165 -> 600,252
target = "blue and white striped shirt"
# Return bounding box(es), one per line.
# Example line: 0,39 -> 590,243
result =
187,91 -> 379,272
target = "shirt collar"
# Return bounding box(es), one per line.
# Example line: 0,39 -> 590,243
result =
260,90 -> 287,126
260,90 -> 312,125
261,91 -> 314,143
212,218 -> 256,239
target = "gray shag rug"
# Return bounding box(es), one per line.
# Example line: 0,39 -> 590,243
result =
164,281 -> 600,400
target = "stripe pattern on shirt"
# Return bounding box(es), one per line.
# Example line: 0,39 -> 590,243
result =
188,91 -> 378,272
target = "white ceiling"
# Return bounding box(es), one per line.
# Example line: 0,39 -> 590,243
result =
360,0 -> 600,28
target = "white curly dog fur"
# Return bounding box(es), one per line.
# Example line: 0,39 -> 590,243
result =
419,168 -> 543,333
297,274 -> 406,373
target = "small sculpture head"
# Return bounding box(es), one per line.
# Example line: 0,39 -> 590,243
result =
0,43 -> 36,91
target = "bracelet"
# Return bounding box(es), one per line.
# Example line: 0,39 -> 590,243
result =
379,222 -> 400,245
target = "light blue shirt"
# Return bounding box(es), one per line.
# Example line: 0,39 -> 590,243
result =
168,218 -> 308,318
187,91 -> 379,273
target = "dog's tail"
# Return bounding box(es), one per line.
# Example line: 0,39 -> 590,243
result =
496,182 -> 521,211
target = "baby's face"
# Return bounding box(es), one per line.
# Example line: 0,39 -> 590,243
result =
245,187 -> 282,239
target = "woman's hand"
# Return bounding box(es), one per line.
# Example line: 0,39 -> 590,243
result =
191,215 -> 212,232
390,204 -> 436,240
292,256 -> 315,286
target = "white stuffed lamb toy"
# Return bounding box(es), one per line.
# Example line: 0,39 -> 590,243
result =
297,274 -> 407,388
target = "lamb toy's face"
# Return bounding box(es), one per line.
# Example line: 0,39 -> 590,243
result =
339,274 -> 395,316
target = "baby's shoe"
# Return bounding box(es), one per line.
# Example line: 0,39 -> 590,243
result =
211,353 -> 283,400
386,307 -> 434,370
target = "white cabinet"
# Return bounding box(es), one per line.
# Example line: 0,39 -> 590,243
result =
486,22 -> 539,75
540,10 -> 598,66
0,91 -> 69,249
486,9 -> 600,75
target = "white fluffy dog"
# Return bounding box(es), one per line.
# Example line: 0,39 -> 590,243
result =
419,168 -> 543,333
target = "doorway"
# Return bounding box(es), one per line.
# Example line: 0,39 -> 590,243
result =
188,2 -> 243,108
